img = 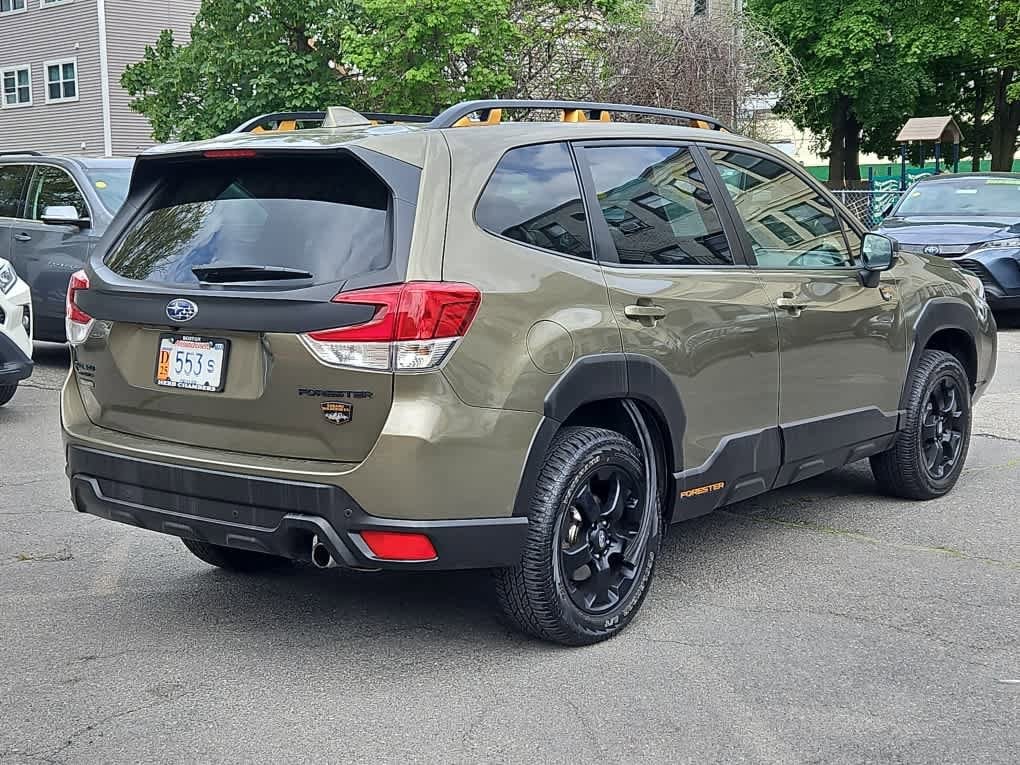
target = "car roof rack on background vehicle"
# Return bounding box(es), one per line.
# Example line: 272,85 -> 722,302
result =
232,99 -> 727,134
0,150 -> 42,157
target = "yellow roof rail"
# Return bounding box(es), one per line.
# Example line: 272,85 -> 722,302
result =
452,109 -> 502,128
562,109 -> 612,123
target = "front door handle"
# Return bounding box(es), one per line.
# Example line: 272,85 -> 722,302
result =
624,304 -> 667,321
13,233 -> 31,242
776,292 -> 806,316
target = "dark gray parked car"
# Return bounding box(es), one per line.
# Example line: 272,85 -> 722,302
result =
0,152 -> 133,341
876,173 -> 1020,312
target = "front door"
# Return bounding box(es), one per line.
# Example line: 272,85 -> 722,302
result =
703,147 -> 907,483
11,165 -> 93,340
576,142 -> 781,518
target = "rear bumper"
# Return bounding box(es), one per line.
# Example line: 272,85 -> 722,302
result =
0,332 -> 33,386
67,445 -> 529,571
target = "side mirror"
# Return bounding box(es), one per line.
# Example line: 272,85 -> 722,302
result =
859,233 -> 897,287
41,205 -> 90,229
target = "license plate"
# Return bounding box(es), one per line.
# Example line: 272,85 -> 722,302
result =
155,335 -> 229,392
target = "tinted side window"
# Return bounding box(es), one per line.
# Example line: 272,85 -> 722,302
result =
0,164 -> 29,218
26,166 -> 88,220
709,149 -> 851,269
476,143 -> 592,259
582,145 -> 732,266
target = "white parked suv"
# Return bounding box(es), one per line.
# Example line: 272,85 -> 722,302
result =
0,258 -> 32,406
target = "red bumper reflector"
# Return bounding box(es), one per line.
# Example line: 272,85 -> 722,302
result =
359,530 -> 437,561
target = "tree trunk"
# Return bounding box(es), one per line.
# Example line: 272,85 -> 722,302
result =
828,97 -> 845,184
827,96 -> 861,185
844,109 -> 861,183
990,68 -> 1020,172
971,80 -> 985,172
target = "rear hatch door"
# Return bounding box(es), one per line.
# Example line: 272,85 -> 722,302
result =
73,146 -> 420,462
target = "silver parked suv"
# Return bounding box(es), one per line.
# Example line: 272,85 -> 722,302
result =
0,152 -> 133,342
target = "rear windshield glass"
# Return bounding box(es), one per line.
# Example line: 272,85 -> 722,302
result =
895,177 -> 1020,216
104,155 -> 390,285
85,167 -> 132,213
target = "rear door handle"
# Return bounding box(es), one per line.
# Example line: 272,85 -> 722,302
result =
624,304 -> 667,321
14,233 -> 31,242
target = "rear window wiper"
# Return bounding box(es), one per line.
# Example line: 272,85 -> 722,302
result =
192,265 -> 314,283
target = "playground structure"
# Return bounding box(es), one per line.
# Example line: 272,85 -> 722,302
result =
895,116 -> 963,187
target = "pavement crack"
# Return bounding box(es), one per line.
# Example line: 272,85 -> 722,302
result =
973,432 -> 1020,444
719,511 -> 1020,571
699,601 -> 1007,658
30,691 -> 196,762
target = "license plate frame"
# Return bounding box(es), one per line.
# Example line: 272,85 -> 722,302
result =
154,334 -> 231,393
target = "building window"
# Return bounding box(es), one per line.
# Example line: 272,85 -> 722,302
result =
0,0 -> 26,14
44,58 -> 78,103
40,0 -> 72,6
693,0 -> 708,15
1,66 -> 31,108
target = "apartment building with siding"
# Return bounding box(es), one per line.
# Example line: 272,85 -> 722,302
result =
0,0 -> 199,157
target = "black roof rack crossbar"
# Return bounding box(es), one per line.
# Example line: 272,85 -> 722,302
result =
0,150 -> 42,157
233,110 -> 435,133
363,112 -> 434,124
427,99 -> 727,131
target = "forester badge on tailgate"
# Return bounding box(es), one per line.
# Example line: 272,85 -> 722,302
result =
321,401 -> 353,425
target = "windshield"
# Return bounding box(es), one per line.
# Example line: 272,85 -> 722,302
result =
895,177 -> 1020,216
103,155 -> 391,286
84,168 -> 132,213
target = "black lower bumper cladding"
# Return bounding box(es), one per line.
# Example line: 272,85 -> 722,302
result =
66,446 -> 528,571
0,332 -> 32,386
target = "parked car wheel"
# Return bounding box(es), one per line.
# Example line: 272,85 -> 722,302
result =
871,350 -> 972,500
0,384 -> 16,407
495,427 -> 660,645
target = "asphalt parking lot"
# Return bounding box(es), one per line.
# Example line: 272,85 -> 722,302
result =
1,325 -> 1018,764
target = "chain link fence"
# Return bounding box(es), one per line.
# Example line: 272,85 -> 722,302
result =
830,185 -> 905,230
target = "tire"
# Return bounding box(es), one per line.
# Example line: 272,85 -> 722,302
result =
182,538 -> 292,573
0,384 -> 16,407
495,426 -> 661,645
871,350 -> 972,500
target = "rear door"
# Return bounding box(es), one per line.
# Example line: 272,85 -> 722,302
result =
0,163 -> 30,264
702,146 -> 906,478
73,149 -> 420,463
12,164 -> 93,339
575,141 -> 781,512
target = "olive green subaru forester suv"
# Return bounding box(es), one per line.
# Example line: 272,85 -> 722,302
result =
62,100 -> 996,645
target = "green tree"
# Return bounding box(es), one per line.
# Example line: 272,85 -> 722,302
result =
122,0 -> 364,141
748,0 -> 977,182
124,0 -> 637,141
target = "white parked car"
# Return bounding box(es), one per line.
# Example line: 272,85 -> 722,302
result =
0,257 -> 32,406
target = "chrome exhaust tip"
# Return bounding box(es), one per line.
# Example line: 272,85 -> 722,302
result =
311,535 -> 338,569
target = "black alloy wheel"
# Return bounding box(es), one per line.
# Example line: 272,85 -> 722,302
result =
558,465 -> 645,614
922,376 -> 966,479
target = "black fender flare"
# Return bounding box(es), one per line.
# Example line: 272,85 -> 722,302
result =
512,353 -> 686,516
901,298 -> 978,410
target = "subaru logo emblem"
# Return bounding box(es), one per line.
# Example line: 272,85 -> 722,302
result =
166,298 -> 198,323
923,245 -> 941,255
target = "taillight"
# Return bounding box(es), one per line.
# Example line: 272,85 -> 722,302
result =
359,530 -> 437,561
202,149 -> 258,159
300,282 -> 481,371
65,270 -> 94,346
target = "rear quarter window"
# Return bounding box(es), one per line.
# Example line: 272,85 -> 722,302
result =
475,142 -> 593,259
104,154 -> 391,286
